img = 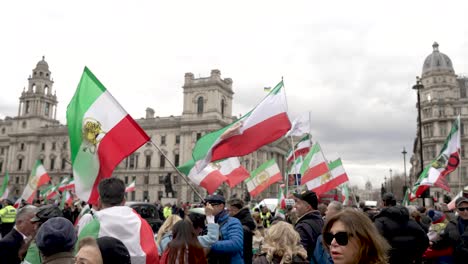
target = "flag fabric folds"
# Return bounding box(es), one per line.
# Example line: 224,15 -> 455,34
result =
341,184 -> 350,205
286,134 -> 312,165
60,190 -> 73,209
67,67 -> 149,204
304,158 -> 349,196
411,116 -> 461,199
216,157 -> 250,188
178,81 -> 291,181
125,180 -> 136,193
188,164 -> 228,194
21,160 -> 50,203
285,112 -> 311,137
246,159 -> 282,197
58,177 -> 75,192
300,143 -> 329,185
0,171 -> 9,199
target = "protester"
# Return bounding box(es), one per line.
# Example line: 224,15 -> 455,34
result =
205,194 -> 244,264
422,209 -> 453,263
431,197 -> 468,263
259,205 -> 273,228
313,201 -> 343,264
253,221 -> 308,264
374,193 -> 429,264
77,178 -> 159,263
317,203 -> 327,219
293,190 -> 323,261
0,205 -> 37,264
76,237 -> 104,264
160,219 -> 207,264
228,198 -> 256,264
323,209 -> 390,264
0,199 -> 17,237
156,214 -> 182,254
163,203 -> 172,219
188,205 -> 219,249
35,217 -> 76,263
325,201 -> 343,221
407,205 -> 429,232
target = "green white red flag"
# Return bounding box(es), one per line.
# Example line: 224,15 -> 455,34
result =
188,164 -> 227,194
41,184 -> 59,200
58,177 -> 75,192
304,158 -> 349,196
285,112 -> 311,137
300,143 -> 329,184
60,190 -> 73,209
67,67 -> 149,204
277,183 -> 286,209
216,157 -> 250,188
125,180 -> 136,193
411,116 -> 461,199
178,81 -> 291,182
21,160 -> 50,203
246,159 -> 282,197
0,171 -> 9,199
341,184 -> 350,205
286,134 -> 312,164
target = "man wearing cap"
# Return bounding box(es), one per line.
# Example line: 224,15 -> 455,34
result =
35,217 -> 77,263
432,196 -> 468,263
204,194 -> 244,264
374,192 -> 429,264
292,190 -> 324,261
0,199 -> 17,237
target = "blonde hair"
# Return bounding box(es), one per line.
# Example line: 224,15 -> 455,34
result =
156,215 -> 182,245
260,221 -> 307,264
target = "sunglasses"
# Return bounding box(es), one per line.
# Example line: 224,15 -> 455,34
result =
324,231 -> 350,246
458,207 -> 468,212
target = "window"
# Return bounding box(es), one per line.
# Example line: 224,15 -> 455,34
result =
45,103 -> 50,116
63,141 -> 67,150
131,191 -> 135,201
145,155 -> 151,169
144,175 -> 149,184
26,101 -> 30,113
438,106 -> 445,117
423,146 -> 436,160
159,175 -> 165,184
20,143 -> 25,151
51,142 -> 56,150
124,176 -> 129,184
15,176 -> 19,184
161,135 -> 166,145
454,107 -> 461,116
196,133 -> 202,140
197,97 -> 204,114
462,145 -> 466,158
221,99 -> 225,116
1,128 -> 4,134
40,72 -> 43,77
0,161 -> 2,172
61,158 -> 67,170
22,121 -> 27,129
423,108 -> 432,118
423,124 -> 433,137
18,158 -> 23,170
0,148 -> 3,155
462,123 -> 465,136
461,86 -> 467,98
462,167 -> 468,182
50,157 -> 55,170
175,135 -> 180,144
40,159 -> 44,165
173,175 -> 179,184
158,191 -> 163,200
41,143 -> 45,151
439,122 -> 447,136
174,154 -> 180,167
143,191 -> 149,201
159,155 -> 165,168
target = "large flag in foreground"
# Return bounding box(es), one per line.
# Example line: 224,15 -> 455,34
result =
67,67 -> 149,204
216,157 -> 250,188
246,159 -> 282,197
0,171 -> 9,198
300,143 -> 329,184
411,116 -> 461,199
304,158 -> 349,196
21,160 -> 50,203
178,81 -> 291,179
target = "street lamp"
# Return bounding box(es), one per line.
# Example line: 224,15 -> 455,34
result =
402,147 -> 408,191
412,76 -> 428,201
384,175 -> 387,190
389,168 -> 393,193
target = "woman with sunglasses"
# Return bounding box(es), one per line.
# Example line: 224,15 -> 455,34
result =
322,209 -> 390,264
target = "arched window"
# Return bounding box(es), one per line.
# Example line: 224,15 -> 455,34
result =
25,101 -> 30,113
31,84 -> 36,93
44,86 -> 49,94
221,99 -> 225,116
22,121 -> 27,129
197,97 -> 204,114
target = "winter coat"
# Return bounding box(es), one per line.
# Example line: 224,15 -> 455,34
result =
252,253 -> 308,264
294,211 -> 324,261
233,207 -> 256,264
209,210 -> 244,264
312,235 -> 333,264
374,205 -> 429,264
433,217 -> 468,263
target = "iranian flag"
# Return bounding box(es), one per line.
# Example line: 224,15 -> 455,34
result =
67,67 -> 149,204
246,159 -> 282,197
341,184 -> 350,205
21,160 -> 50,203
300,143 -> 329,185
286,134 -> 312,164
178,81 -> 291,179
60,190 -> 74,209
304,158 -> 349,196
411,116 -> 461,199
78,206 -> 159,264
216,157 -> 250,188
188,164 -> 227,194
41,184 -> 59,200
0,171 -> 9,199
278,183 -> 286,209
125,180 -> 136,193
58,177 -> 75,192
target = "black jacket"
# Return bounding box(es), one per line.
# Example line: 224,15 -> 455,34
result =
294,211 -> 323,261
233,207 -> 256,264
374,205 -> 429,264
433,217 -> 468,263
0,228 -> 25,264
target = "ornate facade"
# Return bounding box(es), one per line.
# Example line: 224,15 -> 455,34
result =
0,58 -> 289,203
410,42 -> 468,198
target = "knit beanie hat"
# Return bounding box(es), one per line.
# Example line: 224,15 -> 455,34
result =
427,209 -> 446,224
36,217 -> 77,256
96,236 -> 131,264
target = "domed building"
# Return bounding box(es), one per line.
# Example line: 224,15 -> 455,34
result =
410,42 -> 468,201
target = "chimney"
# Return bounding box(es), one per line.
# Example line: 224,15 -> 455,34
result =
146,107 -> 155,119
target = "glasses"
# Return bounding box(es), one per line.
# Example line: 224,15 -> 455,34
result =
324,231 -> 350,246
458,207 -> 468,212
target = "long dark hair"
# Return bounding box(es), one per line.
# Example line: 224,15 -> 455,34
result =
167,219 -> 207,264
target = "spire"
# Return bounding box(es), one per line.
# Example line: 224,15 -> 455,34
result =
432,42 -> 439,52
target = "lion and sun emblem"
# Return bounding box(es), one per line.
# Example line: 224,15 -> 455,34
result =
82,117 -> 107,154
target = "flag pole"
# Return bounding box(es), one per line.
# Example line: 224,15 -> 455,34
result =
149,141 -> 205,202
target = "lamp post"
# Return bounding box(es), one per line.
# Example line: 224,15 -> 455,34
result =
384,175 -> 387,190
402,147 -> 408,192
389,168 -> 393,193
413,76 -> 428,204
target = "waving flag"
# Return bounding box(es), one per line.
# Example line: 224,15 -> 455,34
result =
58,177 -> 75,192
216,157 -> 250,188
178,81 -> 291,180
246,159 -> 282,197
188,164 -> 227,194
286,134 -> 312,164
300,143 -> 328,184
304,158 -> 349,196
285,112 -> 311,137
21,160 -> 50,203
67,67 -> 149,204
125,180 -> 136,193
411,116 -> 461,199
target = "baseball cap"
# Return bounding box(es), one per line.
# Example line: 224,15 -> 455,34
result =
204,194 -> 225,205
293,190 -> 318,209
31,204 -> 63,223
456,197 -> 468,208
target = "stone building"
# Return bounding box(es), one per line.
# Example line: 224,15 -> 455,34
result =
0,58 -> 289,203
410,42 -> 468,199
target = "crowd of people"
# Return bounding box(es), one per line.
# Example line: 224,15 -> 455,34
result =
1,180 -> 468,264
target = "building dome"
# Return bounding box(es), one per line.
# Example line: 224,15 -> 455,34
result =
422,42 -> 454,76
36,56 -> 49,70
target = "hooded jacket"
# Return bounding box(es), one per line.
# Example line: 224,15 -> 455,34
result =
294,211 -> 323,261
209,210 -> 244,264
233,207 -> 256,264
374,205 -> 429,264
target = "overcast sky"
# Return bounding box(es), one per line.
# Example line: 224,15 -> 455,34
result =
1,0 -> 468,189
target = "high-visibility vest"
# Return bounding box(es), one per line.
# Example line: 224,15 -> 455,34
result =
260,212 -> 271,227
0,205 -> 17,223
163,207 -> 172,219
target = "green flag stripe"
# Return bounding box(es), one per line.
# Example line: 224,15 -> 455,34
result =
328,159 -> 342,170
67,67 -> 107,163
246,159 -> 276,182
300,144 -> 320,175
